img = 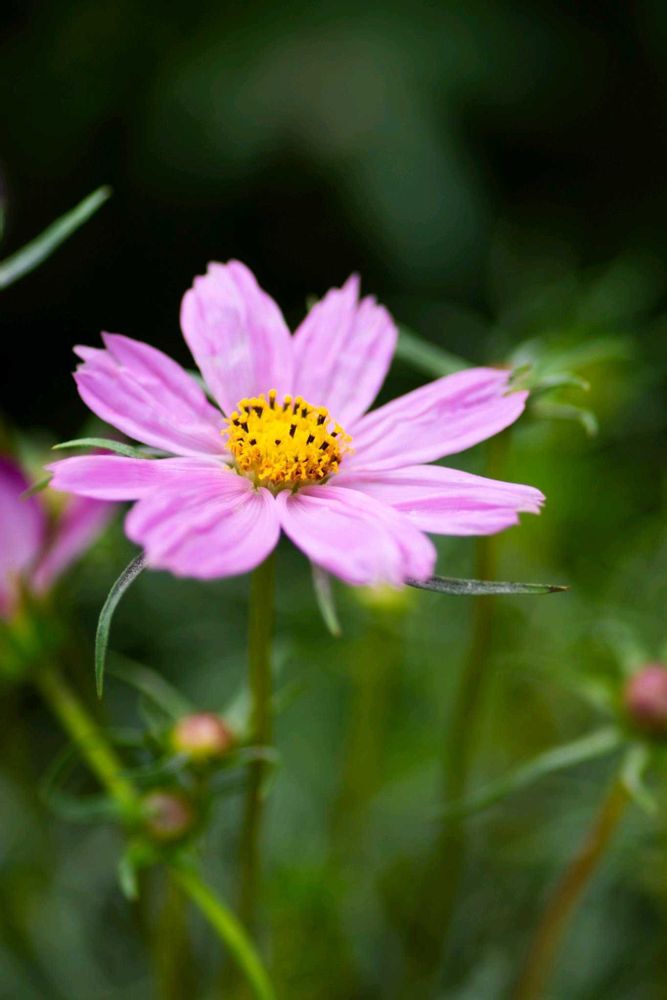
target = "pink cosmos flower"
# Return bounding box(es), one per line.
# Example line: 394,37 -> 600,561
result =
47,262 -> 544,587
0,457 -> 112,620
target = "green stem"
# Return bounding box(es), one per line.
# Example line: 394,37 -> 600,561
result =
399,434 -> 508,994
34,660 -> 275,1000
239,552 -> 276,931
174,867 -> 276,1000
34,661 -> 140,815
513,777 -> 629,1000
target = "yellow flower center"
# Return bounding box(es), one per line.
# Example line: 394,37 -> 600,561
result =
224,390 -> 352,489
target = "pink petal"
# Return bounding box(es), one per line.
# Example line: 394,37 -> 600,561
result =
32,497 -> 114,594
346,368 -> 528,472
47,455 -> 224,501
0,458 -> 47,619
337,464 -> 544,535
73,333 -> 226,456
125,468 -> 280,579
180,260 -> 294,414
276,485 -> 435,587
292,275 -> 397,425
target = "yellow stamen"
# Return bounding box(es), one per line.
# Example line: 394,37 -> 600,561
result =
224,390 -> 352,490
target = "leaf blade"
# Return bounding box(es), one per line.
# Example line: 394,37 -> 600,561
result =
53,437 -> 162,459
0,186 -> 111,289
395,327 -> 470,377
441,726 -> 624,820
96,555 -> 146,698
407,575 -> 569,596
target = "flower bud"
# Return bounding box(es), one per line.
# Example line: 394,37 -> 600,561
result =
143,790 -> 195,842
171,712 -> 234,761
624,664 -> 667,736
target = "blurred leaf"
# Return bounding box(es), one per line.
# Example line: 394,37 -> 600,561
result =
621,743 -> 656,815
108,657 -> 192,719
311,564 -> 342,637
0,186 -> 111,289
41,743 -> 121,823
395,326 -> 469,377
530,400 -> 599,436
53,438 -> 164,458
407,575 -> 568,596
20,473 -> 53,499
96,554 -> 146,698
441,726 -> 624,819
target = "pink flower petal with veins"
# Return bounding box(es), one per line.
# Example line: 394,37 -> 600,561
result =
336,464 -> 544,535
292,274 -> 397,426
180,260 -> 293,415
74,334 -> 225,456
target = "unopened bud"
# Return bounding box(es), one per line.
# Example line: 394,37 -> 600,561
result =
143,790 -> 195,842
624,664 -> 667,736
171,712 -> 234,761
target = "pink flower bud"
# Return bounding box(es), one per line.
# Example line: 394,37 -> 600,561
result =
624,664 -> 667,736
143,790 -> 195,842
171,712 -> 234,761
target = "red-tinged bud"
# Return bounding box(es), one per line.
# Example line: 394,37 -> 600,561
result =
624,664 -> 667,736
171,713 -> 234,761
143,790 -> 195,842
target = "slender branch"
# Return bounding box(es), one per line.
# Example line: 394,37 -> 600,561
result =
34,661 -> 140,815
238,552 -> 276,930
513,777 -> 629,1000
34,660 -> 274,1000
174,867 -> 276,1000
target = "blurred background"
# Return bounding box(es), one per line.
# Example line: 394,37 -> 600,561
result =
2,1 -> 667,998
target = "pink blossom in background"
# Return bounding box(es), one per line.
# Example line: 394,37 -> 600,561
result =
0,457 -> 112,621
48,261 -> 544,587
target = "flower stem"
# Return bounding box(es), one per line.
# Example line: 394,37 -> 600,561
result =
33,661 -> 140,815
174,866 -> 276,1000
238,552 -> 276,931
35,659 -> 275,999
513,777 -> 629,1000
399,433 -> 509,993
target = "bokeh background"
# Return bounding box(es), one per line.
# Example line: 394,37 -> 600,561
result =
2,2 -> 667,998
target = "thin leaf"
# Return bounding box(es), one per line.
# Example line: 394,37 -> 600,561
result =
53,437 -> 159,459
407,575 -> 568,596
531,400 -> 599,436
395,327 -> 469,377
108,657 -> 192,719
311,563 -> 342,637
621,742 -> 656,814
21,473 -> 53,499
0,186 -> 111,289
96,555 -> 146,698
441,726 -> 624,820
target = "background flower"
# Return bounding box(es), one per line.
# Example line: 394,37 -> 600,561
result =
0,456 -> 112,620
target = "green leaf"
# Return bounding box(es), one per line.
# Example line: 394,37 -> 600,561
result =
108,656 -> 192,719
407,575 -> 568,596
395,327 -> 469,377
96,555 -> 146,698
0,186 -> 111,289
441,726 -> 624,819
531,400 -> 599,436
311,564 -> 342,637
53,437 -> 163,459
621,743 -> 656,814
20,474 -> 53,499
